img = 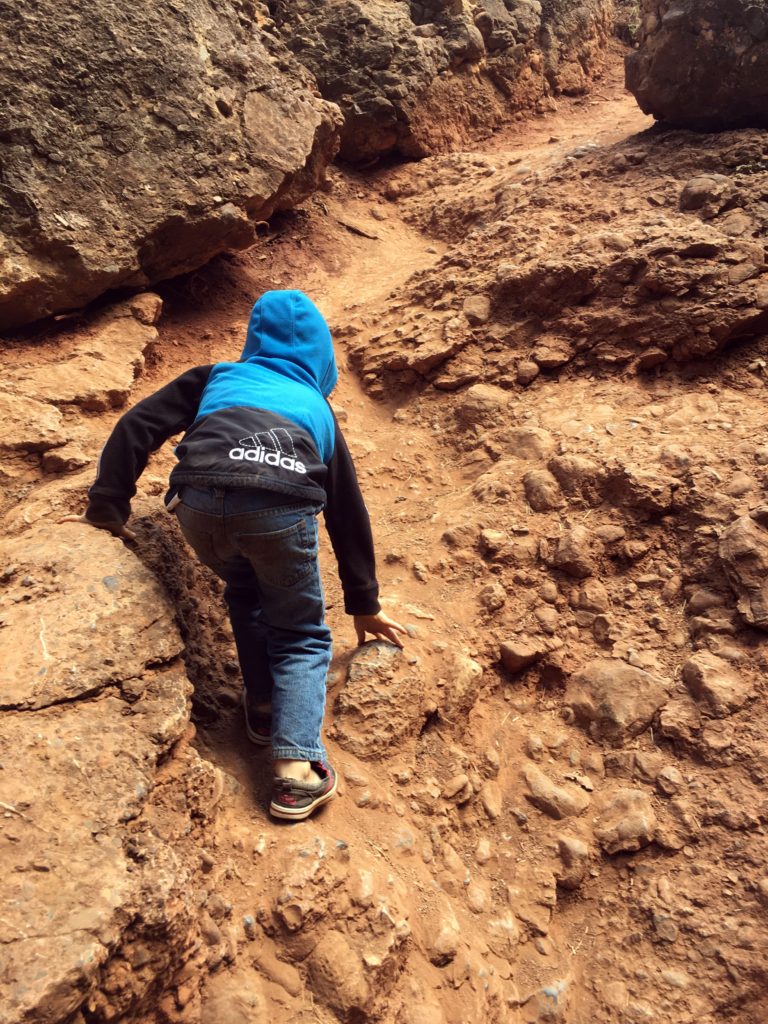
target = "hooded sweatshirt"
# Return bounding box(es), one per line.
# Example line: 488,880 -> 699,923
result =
85,291 -> 380,615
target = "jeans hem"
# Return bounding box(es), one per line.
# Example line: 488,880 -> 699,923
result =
272,745 -> 327,762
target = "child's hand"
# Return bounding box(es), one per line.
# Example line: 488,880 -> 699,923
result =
354,612 -> 408,649
59,513 -> 136,542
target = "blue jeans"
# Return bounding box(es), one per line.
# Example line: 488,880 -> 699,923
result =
175,486 -> 331,762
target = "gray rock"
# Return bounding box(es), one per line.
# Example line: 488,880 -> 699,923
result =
463,294 -> 492,325
658,697 -> 702,745
548,454 -> 605,504
686,588 -> 726,614
523,469 -> 564,512
719,509 -> 768,630
334,644 -> 425,758
555,836 -> 590,890
723,472 -> 756,497
307,930 -> 370,1016
455,383 -> 511,427
535,604 -> 559,635
479,581 -> 507,612
442,773 -> 472,801
679,174 -> 734,218
516,359 -> 540,386
499,639 -> 545,675
500,426 -> 555,461
423,899 -> 462,966
571,579 -> 610,613
626,0 -> 768,131
275,0 -> 614,161
201,967 -> 267,1024
565,658 -> 671,744
531,338 -> 572,369
479,780 -> 503,820
334,644 -> 481,757
657,765 -> 685,796
541,525 -> 596,578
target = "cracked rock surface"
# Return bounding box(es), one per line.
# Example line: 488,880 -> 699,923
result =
0,0 -> 340,330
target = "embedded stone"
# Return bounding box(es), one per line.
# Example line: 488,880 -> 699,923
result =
682,651 -> 752,717
523,765 -> 591,819
565,658 -> 671,744
595,789 -> 657,854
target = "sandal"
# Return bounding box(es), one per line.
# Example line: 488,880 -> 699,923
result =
270,761 -> 337,821
242,691 -> 272,746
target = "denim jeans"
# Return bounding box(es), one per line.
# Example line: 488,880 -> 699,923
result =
175,486 -> 331,762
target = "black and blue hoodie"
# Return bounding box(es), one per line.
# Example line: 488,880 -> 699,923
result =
86,290 -> 380,615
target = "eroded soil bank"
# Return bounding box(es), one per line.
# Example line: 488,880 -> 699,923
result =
2,54 -> 768,1024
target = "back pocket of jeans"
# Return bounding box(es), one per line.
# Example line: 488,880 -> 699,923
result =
236,518 -> 315,589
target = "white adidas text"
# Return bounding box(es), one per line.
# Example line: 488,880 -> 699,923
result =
229,447 -> 307,474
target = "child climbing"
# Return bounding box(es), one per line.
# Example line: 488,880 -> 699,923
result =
62,289 -> 407,820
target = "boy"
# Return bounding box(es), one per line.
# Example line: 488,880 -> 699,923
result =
63,290 -> 406,820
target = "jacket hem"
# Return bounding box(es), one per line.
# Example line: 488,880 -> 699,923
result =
169,471 -> 326,503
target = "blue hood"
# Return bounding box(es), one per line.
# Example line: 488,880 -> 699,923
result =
195,289 -> 338,462
241,290 -> 338,397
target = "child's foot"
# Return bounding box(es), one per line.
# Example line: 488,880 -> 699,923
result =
242,691 -> 271,746
270,761 -> 337,821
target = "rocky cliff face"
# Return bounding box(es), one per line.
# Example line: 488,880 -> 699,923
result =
625,0 -> 768,130
0,0 -> 616,333
0,0 -> 340,331
272,0 -> 616,161
0,297 -> 230,1023
0,521 -> 224,1024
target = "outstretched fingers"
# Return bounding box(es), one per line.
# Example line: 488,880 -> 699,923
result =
354,612 -> 409,649
58,513 -> 136,542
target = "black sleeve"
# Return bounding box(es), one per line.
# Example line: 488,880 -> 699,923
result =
323,413 -> 381,616
86,365 -> 214,525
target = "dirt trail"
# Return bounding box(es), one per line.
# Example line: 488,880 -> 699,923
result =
150,59 -> 685,1024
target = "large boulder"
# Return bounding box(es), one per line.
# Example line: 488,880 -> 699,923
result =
0,523 -> 222,1023
626,0 -> 768,130
272,0 -> 615,161
0,0 -> 341,331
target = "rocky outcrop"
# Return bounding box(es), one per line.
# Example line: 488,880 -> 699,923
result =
0,293 -> 161,498
626,0 -> 768,130
0,0 -> 619,332
0,523 -> 221,1023
272,0 -> 615,161
0,0 -> 341,331
353,125 -> 768,391
5,293 -> 162,419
